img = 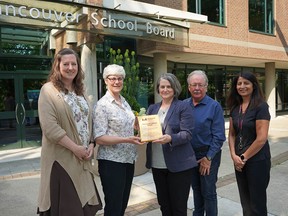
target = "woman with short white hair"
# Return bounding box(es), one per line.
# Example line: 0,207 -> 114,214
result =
93,64 -> 142,216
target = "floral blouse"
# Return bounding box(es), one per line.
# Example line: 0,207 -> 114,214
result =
93,91 -> 137,164
62,91 -> 89,148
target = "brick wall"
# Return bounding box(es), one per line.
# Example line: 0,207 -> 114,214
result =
137,0 -> 288,64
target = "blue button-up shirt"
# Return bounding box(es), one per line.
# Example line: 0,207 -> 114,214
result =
184,95 -> 226,159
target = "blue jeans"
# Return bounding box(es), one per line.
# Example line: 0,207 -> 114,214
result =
191,150 -> 221,216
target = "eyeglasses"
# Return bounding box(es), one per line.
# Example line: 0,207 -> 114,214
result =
106,77 -> 124,82
188,83 -> 207,88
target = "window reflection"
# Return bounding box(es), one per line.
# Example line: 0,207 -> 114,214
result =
188,0 -> 225,25
249,0 -> 274,34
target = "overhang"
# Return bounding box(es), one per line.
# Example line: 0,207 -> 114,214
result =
0,0 -> 204,47
103,0 -> 208,28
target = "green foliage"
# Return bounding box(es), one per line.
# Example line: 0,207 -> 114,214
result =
109,48 -> 141,112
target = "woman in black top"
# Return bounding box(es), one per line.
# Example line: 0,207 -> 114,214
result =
227,71 -> 271,216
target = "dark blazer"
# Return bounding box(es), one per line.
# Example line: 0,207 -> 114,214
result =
145,98 -> 197,172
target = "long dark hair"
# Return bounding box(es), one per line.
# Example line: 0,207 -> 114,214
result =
48,48 -> 85,95
227,71 -> 265,111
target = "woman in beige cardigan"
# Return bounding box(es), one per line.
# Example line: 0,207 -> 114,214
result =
37,48 -> 102,216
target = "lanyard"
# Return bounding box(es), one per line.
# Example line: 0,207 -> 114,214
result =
238,105 -> 246,130
237,104 -> 249,149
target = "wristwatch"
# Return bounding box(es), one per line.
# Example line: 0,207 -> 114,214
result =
240,154 -> 247,162
206,156 -> 212,161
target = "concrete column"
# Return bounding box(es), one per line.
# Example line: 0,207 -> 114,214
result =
153,53 -> 167,103
81,44 -> 99,175
265,62 -> 276,119
81,44 -> 98,105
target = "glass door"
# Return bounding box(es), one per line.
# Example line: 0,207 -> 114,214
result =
0,75 -> 17,149
0,73 -> 47,150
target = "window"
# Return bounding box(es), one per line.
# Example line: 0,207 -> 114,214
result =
249,0 -> 274,34
188,0 -> 225,25
276,70 -> 288,111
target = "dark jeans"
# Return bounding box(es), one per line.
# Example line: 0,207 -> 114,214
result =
191,150 -> 222,216
98,159 -> 134,216
236,159 -> 271,216
152,167 -> 193,216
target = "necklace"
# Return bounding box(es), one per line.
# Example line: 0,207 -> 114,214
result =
160,107 -> 169,115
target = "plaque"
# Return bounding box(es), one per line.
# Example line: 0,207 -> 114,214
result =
137,115 -> 163,142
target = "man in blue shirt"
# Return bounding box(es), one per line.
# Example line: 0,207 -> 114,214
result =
184,70 -> 226,216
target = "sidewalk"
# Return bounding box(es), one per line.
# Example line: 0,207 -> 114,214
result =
0,114 -> 288,216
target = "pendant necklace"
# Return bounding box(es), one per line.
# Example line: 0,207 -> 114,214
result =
160,107 -> 169,115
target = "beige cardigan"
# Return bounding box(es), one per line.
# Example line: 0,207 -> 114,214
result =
37,82 -> 100,211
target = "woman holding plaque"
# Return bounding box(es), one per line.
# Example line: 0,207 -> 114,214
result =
146,73 -> 197,216
93,64 -> 142,216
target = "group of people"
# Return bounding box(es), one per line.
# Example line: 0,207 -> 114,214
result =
37,48 -> 271,216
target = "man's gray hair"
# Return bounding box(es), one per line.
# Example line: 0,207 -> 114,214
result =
187,70 -> 208,85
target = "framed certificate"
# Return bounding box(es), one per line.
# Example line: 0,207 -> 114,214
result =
137,115 -> 163,142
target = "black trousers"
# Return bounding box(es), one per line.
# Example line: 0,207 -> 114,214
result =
236,159 -> 271,216
98,159 -> 134,216
152,167 -> 193,216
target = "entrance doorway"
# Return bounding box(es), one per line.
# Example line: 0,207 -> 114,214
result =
0,72 -> 48,150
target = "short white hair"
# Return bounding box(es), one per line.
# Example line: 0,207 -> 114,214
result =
103,64 -> 126,79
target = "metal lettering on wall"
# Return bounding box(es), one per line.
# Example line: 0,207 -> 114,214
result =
0,0 -> 189,46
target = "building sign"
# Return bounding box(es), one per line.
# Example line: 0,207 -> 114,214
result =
0,0 -> 189,46
91,12 -> 175,40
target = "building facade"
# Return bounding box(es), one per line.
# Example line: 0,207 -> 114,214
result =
0,0 -> 288,150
